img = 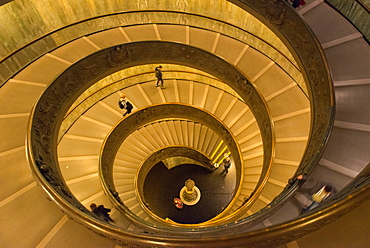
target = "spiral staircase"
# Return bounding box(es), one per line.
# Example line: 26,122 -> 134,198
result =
0,0 -> 369,247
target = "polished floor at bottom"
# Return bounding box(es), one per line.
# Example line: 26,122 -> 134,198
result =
143,163 -> 235,224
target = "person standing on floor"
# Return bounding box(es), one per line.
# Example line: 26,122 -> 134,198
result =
155,65 -> 164,87
220,157 -> 231,175
118,94 -> 133,117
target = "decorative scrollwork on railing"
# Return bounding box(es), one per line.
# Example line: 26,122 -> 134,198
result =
260,0 -> 287,27
325,0 -> 370,42
231,0 -> 335,175
27,40 -> 272,243
25,0 -> 337,246
324,163 -> 370,204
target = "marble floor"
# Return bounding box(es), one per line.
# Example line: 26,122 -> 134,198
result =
143,163 -> 236,224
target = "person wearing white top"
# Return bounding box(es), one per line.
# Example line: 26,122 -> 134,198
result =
302,185 -> 333,213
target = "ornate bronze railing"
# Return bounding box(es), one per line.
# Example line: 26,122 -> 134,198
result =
24,0 -> 341,247
27,40 -> 273,240
325,0 -> 370,42
58,73 -> 242,142
99,104 -> 243,223
56,70 -> 271,226
0,10 -> 299,89
136,145 -> 215,201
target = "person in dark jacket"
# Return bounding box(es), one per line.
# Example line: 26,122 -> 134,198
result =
90,203 -> 114,223
291,0 -> 305,8
155,65 -> 164,87
220,157 -> 231,175
118,94 -> 133,117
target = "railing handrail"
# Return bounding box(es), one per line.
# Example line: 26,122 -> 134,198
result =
356,0 -> 370,13
57,72 -> 274,226
99,103 -> 245,227
0,10 -> 299,88
325,0 -> 370,43
57,72 -> 242,143
25,0 -> 337,246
